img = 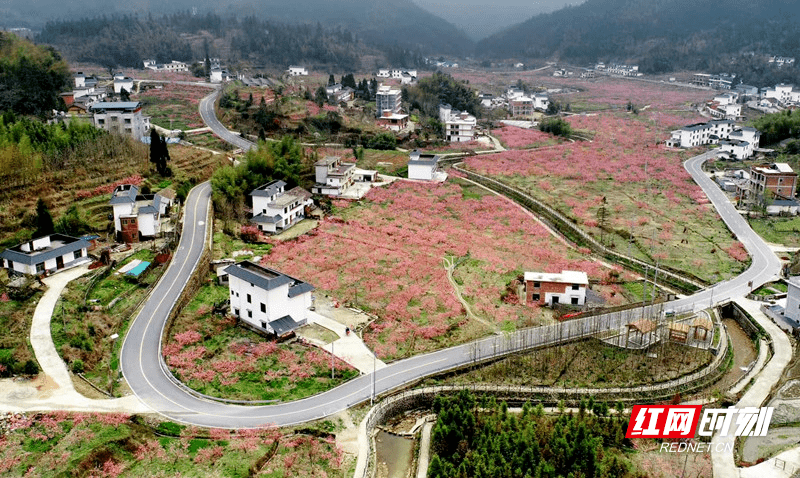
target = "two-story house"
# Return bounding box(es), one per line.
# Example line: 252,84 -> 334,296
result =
1,234 -> 91,276
225,260 -> 314,336
90,102 -> 150,140
250,180 -> 314,234
312,156 -> 356,196
524,270 -> 589,307
110,184 -> 173,243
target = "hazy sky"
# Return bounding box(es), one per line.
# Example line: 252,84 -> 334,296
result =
412,0 -> 581,40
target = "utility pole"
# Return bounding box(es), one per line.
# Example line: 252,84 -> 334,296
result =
331,340 -> 334,380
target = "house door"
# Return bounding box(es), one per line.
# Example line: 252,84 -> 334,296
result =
56,256 -> 64,270
551,296 -> 559,305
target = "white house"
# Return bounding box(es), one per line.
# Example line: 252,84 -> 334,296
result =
524,270 -> 589,307
375,84 -> 402,118
225,261 -> 314,336
250,180 -> 314,234
74,72 -> 86,88
312,156 -> 356,196
408,150 -> 445,181
377,68 -> 391,78
287,66 -> 309,76
210,68 -> 233,84
707,102 -> 741,120
110,184 -> 171,243
665,120 -> 735,148
113,75 -> 134,95
1,234 -> 90,276
439,104 -> 476,142
719,139 -> 752,160
770,56 -> 796,67
533,93 -> 550,111
782,277 -> 800,326
90,102 -> 150,140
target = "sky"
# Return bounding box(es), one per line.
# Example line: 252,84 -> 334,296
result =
412,0 -> 581,40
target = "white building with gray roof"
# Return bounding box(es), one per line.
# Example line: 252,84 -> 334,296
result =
1,234 -> 90,276
224,261 -> 314,336
250,180 -> 313,234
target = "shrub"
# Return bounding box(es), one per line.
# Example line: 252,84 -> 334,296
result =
24,360 -> 39,375
71,359 -> 84,374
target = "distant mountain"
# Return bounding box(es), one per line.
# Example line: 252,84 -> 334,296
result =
2,0 -> 473,56
477,0 -> 800,74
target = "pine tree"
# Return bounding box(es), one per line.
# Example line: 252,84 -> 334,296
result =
33,198 -> 55,238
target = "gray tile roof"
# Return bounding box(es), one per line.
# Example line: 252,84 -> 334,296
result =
251,213 -> 282,224
269,315 -> 306,335
0,234 -> 90,266
224,261 -> 314,298
109,185 -> 139,205
251,180 -> 286,198
288,282 -> 315,298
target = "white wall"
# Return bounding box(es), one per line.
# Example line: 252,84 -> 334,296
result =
408,163 -> 434,180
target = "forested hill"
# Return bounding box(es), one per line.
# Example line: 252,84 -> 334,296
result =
477,0 -> 800,76
9,0 -> 472,57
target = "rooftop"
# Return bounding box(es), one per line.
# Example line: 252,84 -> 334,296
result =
224,261 -> 314,296
89,102 -> 141,111
0,234 -> 90,266
251,180 -> 286,198
110,184 -> 139,205
523,270 -> 589,285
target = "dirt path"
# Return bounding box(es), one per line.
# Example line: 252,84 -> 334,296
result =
443,256 -> 498,333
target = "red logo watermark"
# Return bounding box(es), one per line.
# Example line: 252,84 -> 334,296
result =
625,405 -> 773,440
626,405 -> 702,439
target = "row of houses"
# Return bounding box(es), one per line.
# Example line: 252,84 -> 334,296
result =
376,69 -> 417,85
142,60 -> 189,72
666,120 -> 761,159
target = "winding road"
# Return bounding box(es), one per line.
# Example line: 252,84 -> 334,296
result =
118,90 -> 784,429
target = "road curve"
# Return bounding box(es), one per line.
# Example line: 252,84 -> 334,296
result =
198,88 -> 256,152
118,99 -> 783,428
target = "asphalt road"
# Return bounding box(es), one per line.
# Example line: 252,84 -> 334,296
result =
119,96 -> 783,428
198,88 -> 255,152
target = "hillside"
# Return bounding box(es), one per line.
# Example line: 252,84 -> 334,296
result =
477,0 -> 800,77
7,0 -> 473,57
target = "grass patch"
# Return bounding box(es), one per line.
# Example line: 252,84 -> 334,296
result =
163,279 -> 359,402
429,338 -> 713,389
749,216 -> 800,247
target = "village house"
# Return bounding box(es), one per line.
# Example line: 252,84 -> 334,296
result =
287,65 -> 309,76
326,83 -> 354,104
786,278 -> 800,326
376,68 -> 391,78
224,261 -> 314,337
509,96 -> 534,117
312,156 -> 356,196
408,150 -> 446,181
249,180 -> 314,234
524,270 -> 589,307
1,234 -> 91,276
90,102 -> 150,141
665,120 -> 735,149
375,85 -> 402,118
142,60 -> 188,72
110,184 -> 174,243
439,104 -> 476,142
113,73 -> 134,94
606,64 -> 642,77
737,163 -> 798,204
376,110 -> 409,131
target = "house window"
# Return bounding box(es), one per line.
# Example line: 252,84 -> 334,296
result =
260,303 -> 266,313
552,296 -> 560,304
36,263 -> 45,273
572,284 -> 580,290
234,308 -> 240,316
247,310 -> 252,318
533,282 -> 540,288
532,294 -> 540,301
246,294 -> 251,303
571,297 -> 579,305
261,321 -> 267,329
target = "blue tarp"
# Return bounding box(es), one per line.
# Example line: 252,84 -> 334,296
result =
126,261 -> 150,277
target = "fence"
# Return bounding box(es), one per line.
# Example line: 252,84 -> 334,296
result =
353,306 -> 730,478
450,163 -> 707,294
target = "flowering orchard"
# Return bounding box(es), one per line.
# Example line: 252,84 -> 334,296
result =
163,286 -> 358,402
492,126 -> 560,149
464,112 -> 747,282
0,411 -> 347,477
262,180 -> 616,360
138,83 -> 210,130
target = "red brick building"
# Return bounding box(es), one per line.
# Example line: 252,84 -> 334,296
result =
739,163 -> 798,202
524,270 -> 589,307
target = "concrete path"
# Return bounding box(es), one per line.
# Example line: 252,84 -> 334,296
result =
306,310 -> 387,374
739,446 -> 800,478
0,265 -> 150,414
416,420 -> 435,478
711,298 -> 793,478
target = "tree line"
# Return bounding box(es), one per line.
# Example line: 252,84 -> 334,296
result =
429,390 -> 637,478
